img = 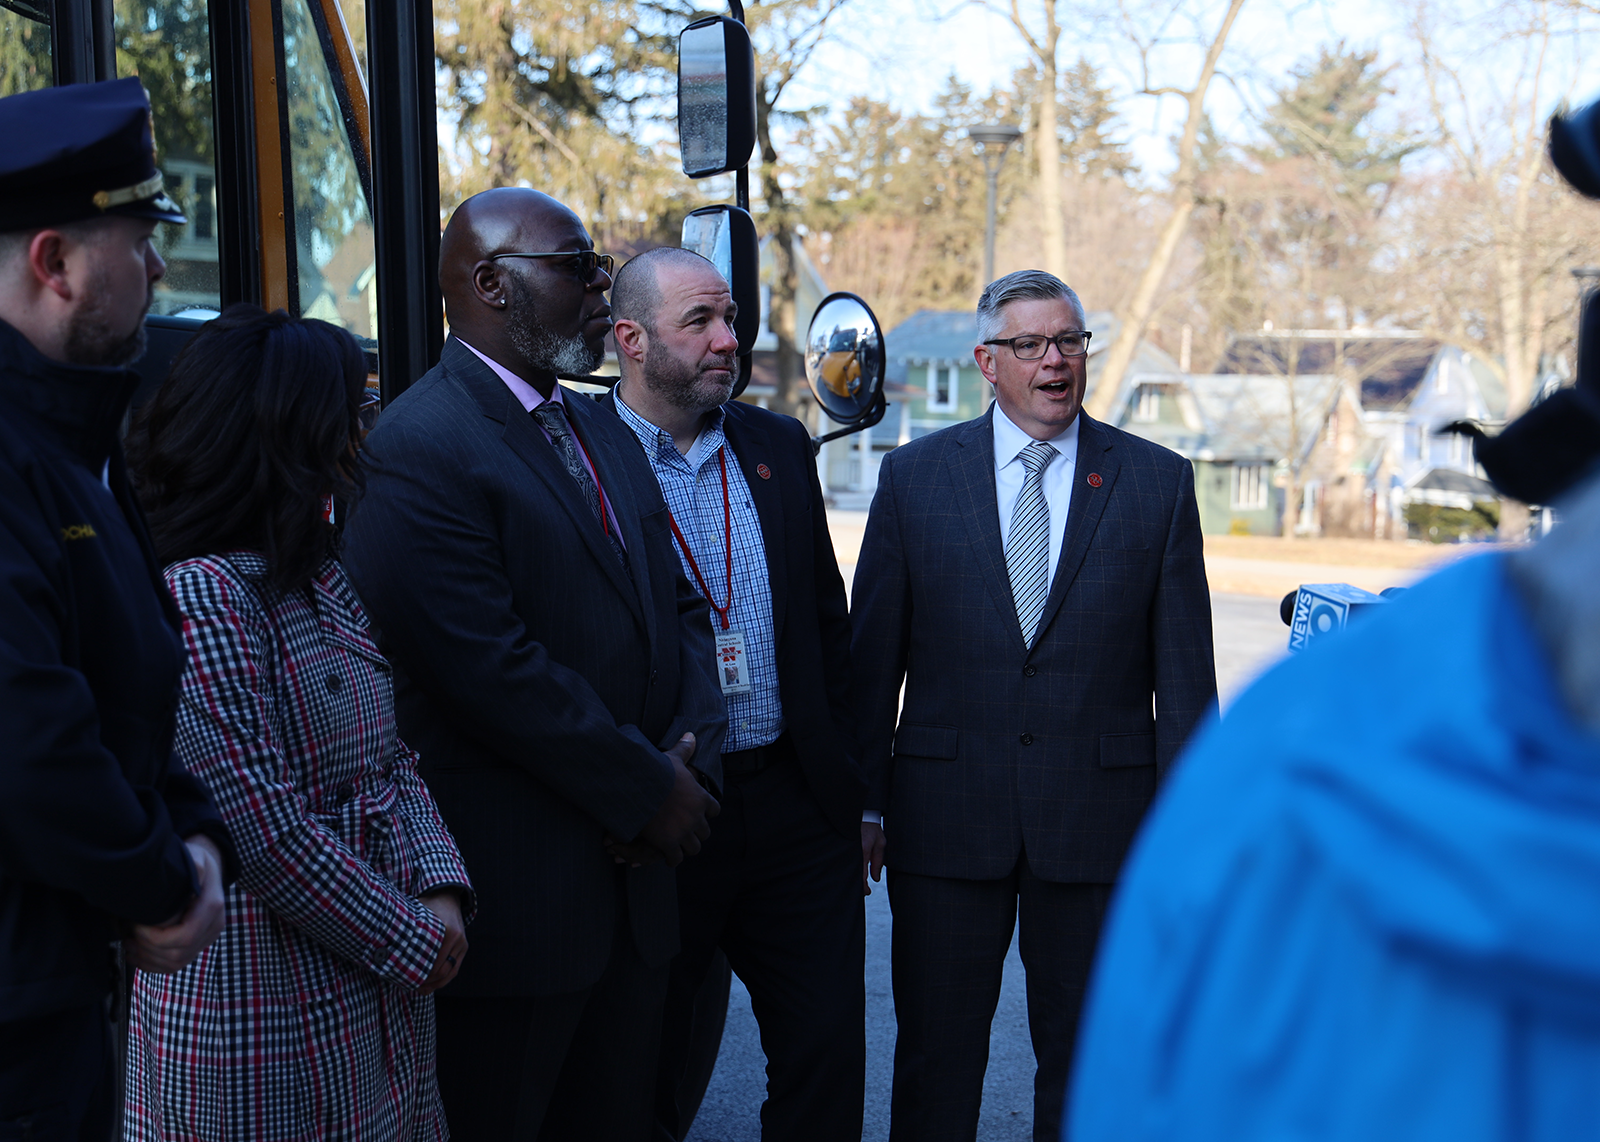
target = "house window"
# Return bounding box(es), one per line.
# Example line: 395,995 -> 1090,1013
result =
1134,384 -> 1160,422
927,363 -> 958,413
1231,462 -> 1268,510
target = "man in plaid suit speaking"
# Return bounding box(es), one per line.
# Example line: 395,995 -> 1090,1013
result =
850,269 -> 1217,1142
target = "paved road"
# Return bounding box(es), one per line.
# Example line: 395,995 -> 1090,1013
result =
686,593 -> 1288,1141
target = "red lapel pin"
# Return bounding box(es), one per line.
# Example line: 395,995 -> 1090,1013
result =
756,463 -> 772,480
1087,472 -> 1103,487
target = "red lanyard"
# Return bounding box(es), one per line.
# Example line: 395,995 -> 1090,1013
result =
667,446 -> 733,630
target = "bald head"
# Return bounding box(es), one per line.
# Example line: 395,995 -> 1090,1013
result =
439,187 -> 577,322
611,246 -> 720,336
437,187 -> 613,390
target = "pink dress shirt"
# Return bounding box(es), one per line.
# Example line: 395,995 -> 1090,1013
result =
457,338 -> 623,547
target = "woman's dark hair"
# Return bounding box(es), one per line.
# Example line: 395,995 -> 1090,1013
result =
129,304 -> 368,592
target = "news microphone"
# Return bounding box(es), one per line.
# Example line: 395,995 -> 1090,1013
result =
1278,584 -> 1405,651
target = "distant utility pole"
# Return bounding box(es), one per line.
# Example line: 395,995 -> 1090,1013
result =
969,124 -> 1022,287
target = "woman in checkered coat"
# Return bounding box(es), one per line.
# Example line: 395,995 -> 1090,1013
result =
122,306 -> 474,1140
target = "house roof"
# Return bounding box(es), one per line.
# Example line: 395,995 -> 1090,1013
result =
1183,372 -> 1341,462
885,309 -> 982,365
1215,333 -> 1441,412
1410,467 -> 1498,497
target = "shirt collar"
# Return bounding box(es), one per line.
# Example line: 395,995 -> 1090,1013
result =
456,337 -> 562,413
614,381 -> 726,471
991,398 -> 1080,470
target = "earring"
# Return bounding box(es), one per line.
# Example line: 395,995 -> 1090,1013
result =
499,299 -> 507,307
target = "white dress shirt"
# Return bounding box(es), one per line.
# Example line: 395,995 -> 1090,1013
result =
992,400 -> 1080,594
862,402 -> 1082,829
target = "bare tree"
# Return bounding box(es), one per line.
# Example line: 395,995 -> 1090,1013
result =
1397,0 -> 1596,536
1082,0 -> 1246,421
983,1 -> 1066,279
739,0 -> 851,419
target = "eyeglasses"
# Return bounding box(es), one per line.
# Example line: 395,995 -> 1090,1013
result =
982,331 -> 1093,360
358,390 -> 381,437
491,250 -> 616,282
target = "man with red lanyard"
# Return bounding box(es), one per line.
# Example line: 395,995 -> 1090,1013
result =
604,246 -> 867,1142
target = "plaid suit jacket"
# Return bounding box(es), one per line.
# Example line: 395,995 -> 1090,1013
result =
851,407 -> 1216,884
343,338 -> 727,996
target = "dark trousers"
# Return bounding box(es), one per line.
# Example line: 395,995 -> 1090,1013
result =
435,895 -> 670,1142
887,859 -> 1112,1142
0,1001 -> 117,1141
655,746 -> 865,1142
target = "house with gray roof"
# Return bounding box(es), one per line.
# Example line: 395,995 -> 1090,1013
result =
1111,371 -> 1343,535
1110,328 -> 1527,537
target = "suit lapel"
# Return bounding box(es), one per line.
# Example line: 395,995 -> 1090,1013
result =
947,407 -> 1027,650
1032,413 -> 1120,646
447,341 -> 643,622
721,407 -> 787,644
566,391 -> 652,634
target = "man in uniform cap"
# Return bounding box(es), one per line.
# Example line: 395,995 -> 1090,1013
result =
0,78 -> 236,1140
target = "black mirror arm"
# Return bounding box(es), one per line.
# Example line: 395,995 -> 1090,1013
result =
727,0 -> 744,23
811,393 -> 888,457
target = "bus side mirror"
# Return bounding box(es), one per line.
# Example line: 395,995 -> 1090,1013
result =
806,292 -> 887,428
681,205 -> 761,356
677,16 -> 757,179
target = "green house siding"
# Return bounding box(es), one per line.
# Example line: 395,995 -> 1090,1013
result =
1195,459 -> 1283,536
906,361 -> 989,434
1123,383 -> 1192,433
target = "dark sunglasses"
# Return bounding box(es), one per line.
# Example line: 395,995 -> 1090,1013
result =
491,249 -> 615,282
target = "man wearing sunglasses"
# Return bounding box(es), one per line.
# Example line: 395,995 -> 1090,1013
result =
344,187 -> 725,1141
850,269 -> 1216,1142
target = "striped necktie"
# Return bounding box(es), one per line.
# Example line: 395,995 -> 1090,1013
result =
1006,440 -> 1057,647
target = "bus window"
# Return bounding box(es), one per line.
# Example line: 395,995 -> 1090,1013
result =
0,1 -> 52,96
283,0 -> 376,348
115,0 -> 222,315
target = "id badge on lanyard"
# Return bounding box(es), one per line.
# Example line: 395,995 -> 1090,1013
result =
716,627 -> 752,695
669,447 -> 754,696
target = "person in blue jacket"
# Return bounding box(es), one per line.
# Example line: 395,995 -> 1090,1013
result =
0,79 -> 237,1141
1067,97 -> 1600,1142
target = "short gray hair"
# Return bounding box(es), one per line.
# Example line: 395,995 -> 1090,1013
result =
612,245 -> 721,335
976,270 -> 1084,343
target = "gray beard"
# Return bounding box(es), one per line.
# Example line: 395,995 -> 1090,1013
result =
505,274 -> 603,375
513,323 -> 603,376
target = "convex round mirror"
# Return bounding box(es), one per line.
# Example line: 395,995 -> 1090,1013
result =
806,292 -> 886,424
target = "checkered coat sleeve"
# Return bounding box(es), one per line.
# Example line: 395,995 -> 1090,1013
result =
123,553 -> 474,1142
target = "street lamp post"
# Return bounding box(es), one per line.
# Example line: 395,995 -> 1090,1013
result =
968,124 -> 1023,287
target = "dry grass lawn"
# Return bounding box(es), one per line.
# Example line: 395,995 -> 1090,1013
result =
1202,534 -> 1513,570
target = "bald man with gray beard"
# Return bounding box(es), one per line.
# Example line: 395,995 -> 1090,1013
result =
343,188 -> 726,1142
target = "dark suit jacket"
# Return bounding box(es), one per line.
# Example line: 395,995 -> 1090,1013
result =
343,338 -> 727,997
598,392 -> 866,837
850,407 -> 1216,884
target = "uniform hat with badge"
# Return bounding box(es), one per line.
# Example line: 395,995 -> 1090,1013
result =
0,76 -> 187,233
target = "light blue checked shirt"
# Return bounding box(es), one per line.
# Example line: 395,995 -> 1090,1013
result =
614,389 -> 784,753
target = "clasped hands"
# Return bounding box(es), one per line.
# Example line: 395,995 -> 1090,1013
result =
122,834 -> 227,975
604,732 -> 720,869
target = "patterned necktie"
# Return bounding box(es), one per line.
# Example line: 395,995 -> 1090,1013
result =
531,400 -> 627,566
1006,440 -> 1058,647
